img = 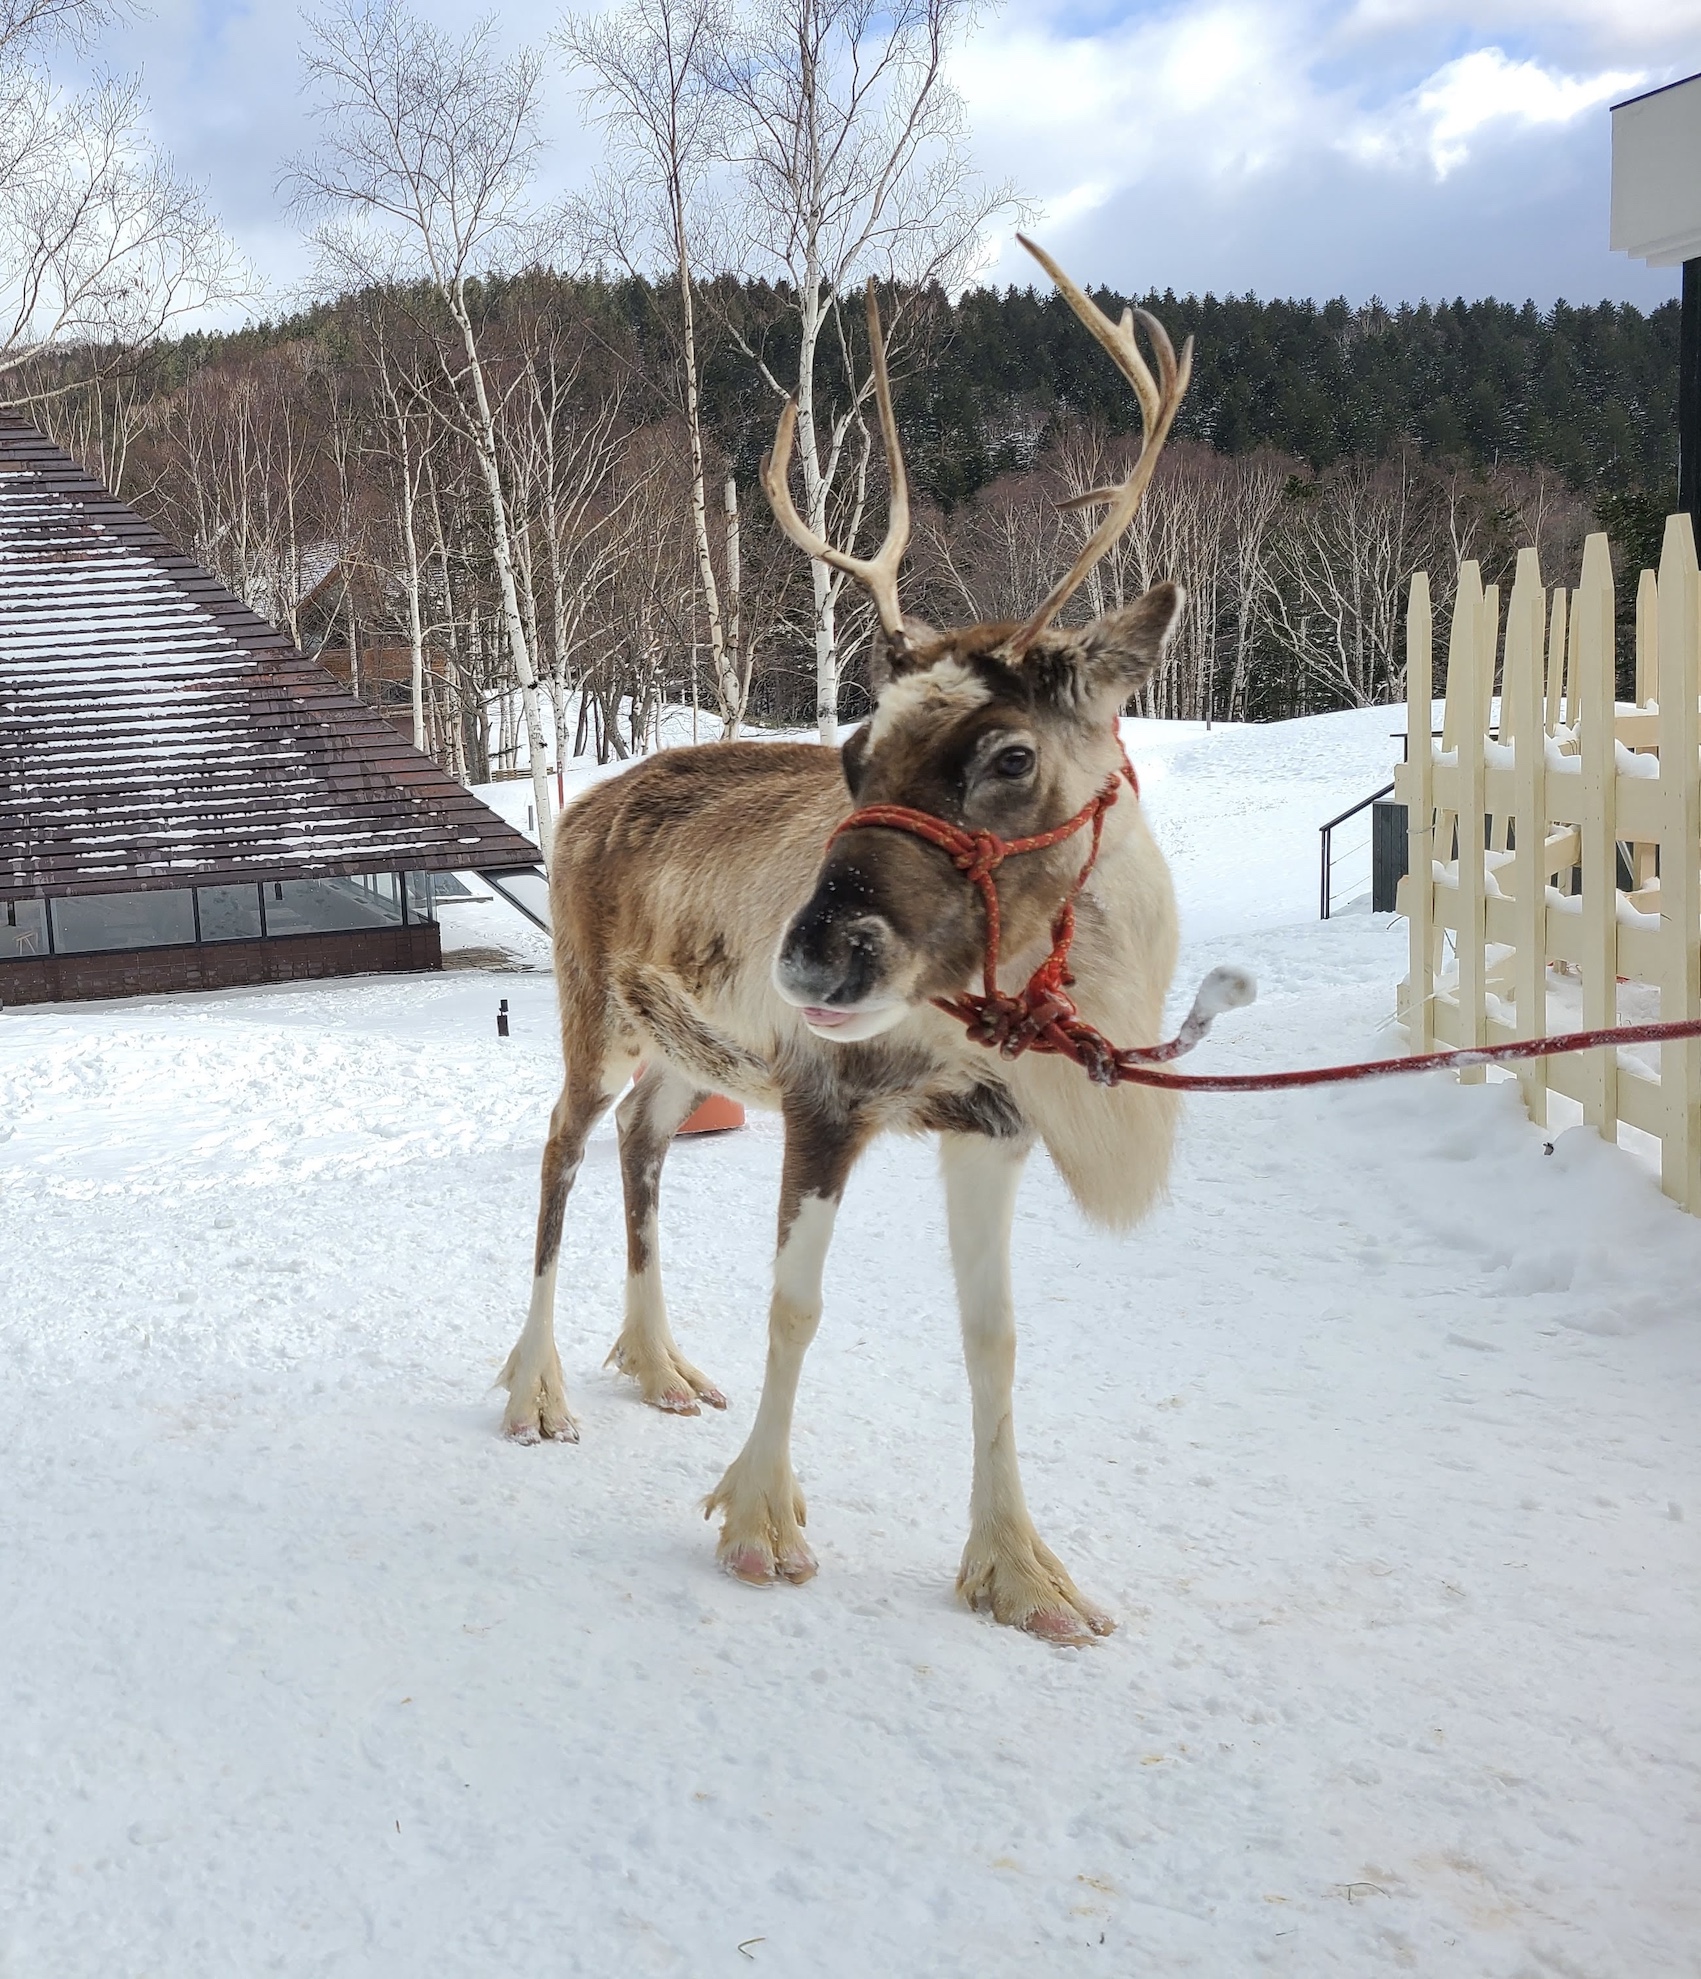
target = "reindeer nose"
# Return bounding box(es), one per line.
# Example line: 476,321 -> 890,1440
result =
776,894 -> 889,1008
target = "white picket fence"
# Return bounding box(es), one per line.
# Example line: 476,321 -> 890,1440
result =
1394,513 -> 1701,1213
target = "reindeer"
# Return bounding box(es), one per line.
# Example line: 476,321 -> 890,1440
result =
499,237 -> 1194,1643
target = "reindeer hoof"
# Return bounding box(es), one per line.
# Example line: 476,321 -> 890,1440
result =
705,1462 -> 813,1588
1024,1605 -> 1115,1646
776,1541 -> 818,1584
503,1414 -> 580,1446
606,1339 -> 727,1415
497,1342 -> 578,1446
501,1404 -> 580,1445
724,1543 -> 776,1584
721,1539 -> 817,1586
957,1529 -> 1115,1642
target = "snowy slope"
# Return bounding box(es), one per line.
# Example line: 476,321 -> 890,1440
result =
2,710 -> 1698,1978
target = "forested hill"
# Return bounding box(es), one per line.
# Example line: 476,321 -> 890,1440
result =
153,274 -> 1682,512
24,269 -> 1682,750
908,287 -> 1680,507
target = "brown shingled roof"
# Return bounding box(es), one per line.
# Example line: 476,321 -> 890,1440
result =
0,412 -> 542,901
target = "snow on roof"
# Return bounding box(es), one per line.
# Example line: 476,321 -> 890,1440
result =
0,415 -> 541,901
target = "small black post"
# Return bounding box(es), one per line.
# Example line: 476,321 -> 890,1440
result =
1682,256 -> 1701,521
1372,800 -> 1409,912
497,997 -> 510,1039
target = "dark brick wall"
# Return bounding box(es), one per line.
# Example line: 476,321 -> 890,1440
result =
0,924 -> 441,1007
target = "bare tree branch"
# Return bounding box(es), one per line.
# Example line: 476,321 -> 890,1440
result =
0,52 -> 247,395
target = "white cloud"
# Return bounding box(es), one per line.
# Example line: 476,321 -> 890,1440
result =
952,0 -> 1688,302
1349,48 -> 1645,178
1044,180 -> 1115,229
952,3 -> 1319,182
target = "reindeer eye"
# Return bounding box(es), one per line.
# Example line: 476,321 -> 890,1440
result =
991,746 -> 1035,780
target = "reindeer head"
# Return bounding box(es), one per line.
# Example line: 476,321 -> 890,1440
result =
769,237 -> 1193,1043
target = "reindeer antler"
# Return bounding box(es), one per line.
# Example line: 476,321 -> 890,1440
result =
1003,233 -> 1193,660
761,278 -> 912,650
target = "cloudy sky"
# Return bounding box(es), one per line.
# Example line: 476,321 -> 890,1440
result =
72,0 -> 1699,317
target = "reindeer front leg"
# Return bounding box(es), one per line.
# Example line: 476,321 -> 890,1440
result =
943,1131 -> 1116,1644
704,1106 -> 867,1585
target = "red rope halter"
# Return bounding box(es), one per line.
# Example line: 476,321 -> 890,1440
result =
827,742 -> 1701,1094
828,744 -> 1142,1080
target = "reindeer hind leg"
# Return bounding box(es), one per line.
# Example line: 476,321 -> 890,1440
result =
606,1058 -> 727,1414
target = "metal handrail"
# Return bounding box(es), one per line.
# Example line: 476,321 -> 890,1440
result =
1319,781 -> 1395,919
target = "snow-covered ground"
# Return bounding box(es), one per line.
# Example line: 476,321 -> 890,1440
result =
2,709 -> 1697,1977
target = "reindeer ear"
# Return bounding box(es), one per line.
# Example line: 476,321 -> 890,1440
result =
840,720 -> 872,797
1074,582 -> 1184,700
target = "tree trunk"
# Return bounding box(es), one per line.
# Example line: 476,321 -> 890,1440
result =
672,199 -> 739,738
391,397 -> 428,753
451,287 -> 555,867
811,555 -> 838,740
785,270 -> 843,742
723,474 -> 744,738
540,427 -> 575,779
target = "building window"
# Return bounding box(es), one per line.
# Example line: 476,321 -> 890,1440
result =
196,884 -> 265,942
7,874 -> 438,962
1,899 -> 49,958
51,889 -> 196,954
263,873 -> 404,936
404,872 -> 437,924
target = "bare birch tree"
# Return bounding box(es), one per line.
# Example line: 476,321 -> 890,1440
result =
715,0 -> 1019,740
1262,456 -> 1435,708
501,321 -> 637,766
561,0 -> 755,735
288,0 -> 560,855
0,0 -> 244,397
144,353 -> 320,635
1222,455 -> 1285,723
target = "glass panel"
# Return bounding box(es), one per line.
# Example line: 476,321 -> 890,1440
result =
195,884 -> 264,943
0,899 -> 49,959
404,872 -> 437,923
263,873 -> 403,936
51,889 -> 196,954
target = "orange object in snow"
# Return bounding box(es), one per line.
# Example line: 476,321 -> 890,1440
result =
678,1092 -> 745,1134
633,1064 -> 746,1135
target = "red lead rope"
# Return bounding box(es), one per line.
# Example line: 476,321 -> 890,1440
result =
828,741 -> 1701,1093
1106,1018 -> 1701,1093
